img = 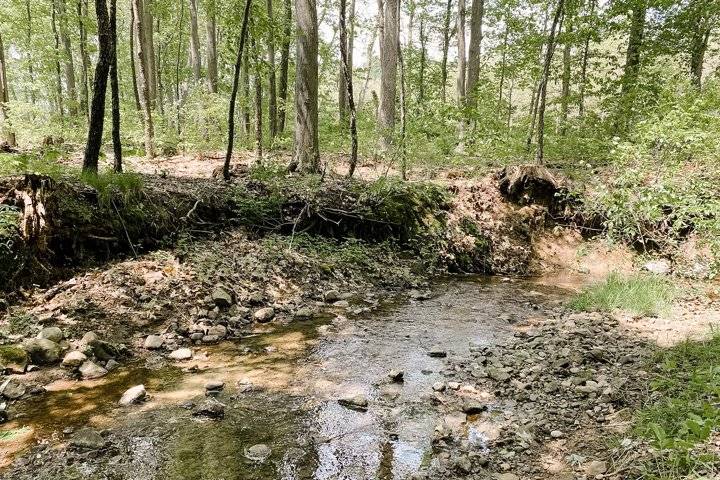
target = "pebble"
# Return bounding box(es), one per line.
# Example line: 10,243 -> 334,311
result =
254,307 -> 275,323
168,348 -> 193,361
143,335 -> 164,350
119,385 -> 146,406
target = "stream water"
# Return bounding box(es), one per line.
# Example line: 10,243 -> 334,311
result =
1,277 -> 570,480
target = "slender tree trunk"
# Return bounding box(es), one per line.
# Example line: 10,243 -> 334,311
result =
110,0 -> 122,172
25,1 -> 36,105
456,0 -> 467,102
267,0 -> 278,139
525,8 -> 549,151
78,0 -> 91,119
338,0 -> 355,123
440,0 -> 453,103
130,3 -> 142,111
278,0 -> 292,133
291,0 -> 320,172
378,0 -> 399,151
340,0 -> 358,176
56,0 -> 78,117
83,0 -> 112,173
561,22 -> 572,135
418,18 -> 427,103
206,0 -> 218,92
507,76 -> 514,129
397,0 -> 407,180
189,0 -> 202,83
465,0 -> 484,106
51,4 -> 65,119
0,34 -> 17,147
144,0 -> 158,106
174,0 -> 185,133
156,17 -> 164,115
222,0 -> 252,180
689,1 -> 713,89
241,43 -> 251,137
621,0 -> 646,96
358,23 -> 378,107
578,0 -> 595,116
254,71 -> 263,161
535,0 -> 565,164
498,22 -> 508,107
132,0 -> 154,158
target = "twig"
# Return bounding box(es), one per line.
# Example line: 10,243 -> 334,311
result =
111,198 -> 138,258
288,203 -> 309,250
182,198 -> 201,222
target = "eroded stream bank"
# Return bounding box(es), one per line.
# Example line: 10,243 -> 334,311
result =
1,277 -> 570,479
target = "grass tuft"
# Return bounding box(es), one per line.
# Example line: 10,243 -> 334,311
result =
569,273 -> 675,316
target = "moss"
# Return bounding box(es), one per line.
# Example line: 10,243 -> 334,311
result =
0,344 -> 29,365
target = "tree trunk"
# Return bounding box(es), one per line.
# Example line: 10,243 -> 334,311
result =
278,0 -> 292,133
397,4 -> 407,180
78,0 -> 91,119
579,0 -> 595,116
174,0 -> 185,133
132,0 -> 155,158
689,1 -> 713,89
525,8 -> 549,152
621,0 -> 646,96
340,0 -> 358,176
110,0 -> 122,172
418,17 -> 427,103
378,0 -> 399,151
560,22 -> 572,135
130,2 -> 142,111
83,0 -> 112,173
56,0 -> 78,117
291,0 -> 320,172
189,0 -> 202,83
358,23 -> 377,107
267,0 -> 278,139
0,33 -> 17,147
144,0 -> 158,106
252,38 -> 264,160
465,0 -> 484,106
338,0 -> 355,123
456,0 -> 467,102
535,0 -> 565,164
25,1 -> 36,105
241,43 -> 251,137
155,17 -> 164,115
440,0 -> 453,103
498,23 -> 508,108
206,0 -> 218,93
51,4 -> 65,119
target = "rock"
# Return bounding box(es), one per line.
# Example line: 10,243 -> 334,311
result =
0,378 -> 26,399
338,394 -> 369,411
388,370 -> 404,382
254,307 -> 275,323
333,300 -> 350,308
193,398 -> 226,418
432,382 -> 446,392
87,339 -> 118,361
202,335 -> 220,343
0,402 -> 7,423
205,380 -> 225,393
212,287 -> 233,308
143,335 -> 164,350
428,347 -> 447,358
447,381 -> 461,390
24,338 -> 61,365
324,290 -> 341,302
494,474 -> 519,480
294,307 -> 314,319
550,430 -> 563,438
70,428 -> 105,450
0,345 -> 29,373
62,351 -> 88,369
168,348 -> 193,361
79,361 -> 108,379
245,443 -> 272,463
462,399 -> 486,415
207,325 -> 227,339
119,385 -> 146,406
584,460 -> 607,476
106,359 -> 119,371
37,326 -> 64,343
644,259 -> 671,275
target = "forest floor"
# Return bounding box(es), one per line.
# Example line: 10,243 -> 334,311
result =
0,152 -> 719,479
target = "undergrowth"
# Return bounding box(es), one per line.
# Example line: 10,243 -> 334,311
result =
569,273 -> 675,316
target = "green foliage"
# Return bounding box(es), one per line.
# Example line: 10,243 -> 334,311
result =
634,335 -> 720,477
0,344 -> 28,364
80,170 -> 144,206
569,273 -> 675,316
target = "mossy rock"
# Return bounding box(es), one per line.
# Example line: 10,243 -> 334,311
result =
0,344 -> 29,373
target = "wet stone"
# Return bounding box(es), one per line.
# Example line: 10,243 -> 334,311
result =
338,394 -> 369,411
254,307 -> 275,323
119,385 -> 146,406
0,378 -> 26,400
79,360 -> 108,379
245,444 -> 272,463
143,335 -> 164,350
70,428 -> 105,450
37,326 -> 64,343
62,351 -> 87,369
193,398 -> 226,418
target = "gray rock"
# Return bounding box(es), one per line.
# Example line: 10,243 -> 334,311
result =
70,428 -> 105,450
193,398 -> 226,418
462,399 -> 486,415
168,348 -> 193,361
212,287 -> 233,308
24,338 -> 61,365
584,460 -> 607,476
202,335 -> 220,343
119,385 -> 146,406
644,259 -> 671,275
333,300 -> 350,308
550,430 -> 563,438
80,331 -> 98,345
207,325 -> 227,339
324,290 -> 341,302
428,347 -> 447,358
493,474 -> 518,480
294,307 -> 314,319
105,359 -> 120,371
205,380 -> 225,393
0,378 -> 26,399
254,307 -> 275,323
143,335 -> 164,350
432,382 -> 446,392
338,394 -> 369,411
388,370 -> 404,382
62,351 -> 87,369
88,339 -> 118,361
79,361 -> 108,379
245,444 -> 272,462
38,326 -> 64,343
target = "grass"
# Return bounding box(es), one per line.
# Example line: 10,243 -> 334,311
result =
569,273 -> 676,316
633,334 -> 720,477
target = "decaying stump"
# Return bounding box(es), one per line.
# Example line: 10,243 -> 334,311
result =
497,165 -> 562,208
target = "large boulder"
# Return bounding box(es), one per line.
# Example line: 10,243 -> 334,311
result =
38,326 -> 64,343
62,351 -> 88,369
24,338 -> 61,365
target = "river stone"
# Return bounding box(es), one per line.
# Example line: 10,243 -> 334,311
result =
212,287 -> 233,308
168,348 -> 193,361
388,370 -> 404,382
79,360 -> 108,379
462,399 -> 486,415
245,444 -> 272,462
294,307 -> 314,319
324,290 -> 341,302
644,259 -> 671,275
88,339 -> 118,361
62,351 -> 88,369
80,331 -> 99,345
207,325 -> 227,339
144,335 -> 164,350
338,394 -> 368,411
585,460 -> 607,476
119,385 -> 146,406
38,326 -> 64,343
70,428 -> 105,450
0,378 -> 26,399
193,398 -> 226,418
106,359 -> 119,371
493,474 -> 519,480
205,380 -> 225,392
24,338 -> 61,365
254,307 -> 275,323
550,430 -> 563,438
428,347 -> 447,358
432,382 -> 446,392
0,344 -> 28,374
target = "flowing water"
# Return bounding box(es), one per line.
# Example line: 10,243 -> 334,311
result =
1,277 -> 570,479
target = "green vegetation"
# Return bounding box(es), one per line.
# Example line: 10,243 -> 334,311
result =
0,343 -> 29,364
569,273 -> 676,316
634,334 -> 720,477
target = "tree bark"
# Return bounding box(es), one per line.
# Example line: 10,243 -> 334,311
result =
252,38 -> 264,160
25,1 -> 36,105
78,0 -> 91,119
0,33 -> 17,147
291,0 -> 320,172
132,0 -> 155,158
621,0 -> 646,96
222,0 -> 252,180
51,4 -> 65,119
358,23 -> 377,107
144,0 -> 158,105
206,0 -> 218,92
83,0 -> 112,173
241,42 -> 251,137
688,0 -> 714,89
378,0 -> 399,151
465,0 -> 484,106
56,0 -> 78,117
267,0 -> 278,139
110,0 -> 122,172
579,0 -> 595,116
440,0 -> 453,103
340,0 -> 358,176
560,22 -> 572,135
397,4 -> 407,180
535,0 -> 565,165
456,0 -> 467,102
278,0 -> 292,133
174,0 -> 185,133
130,2 -> 142,111
338,0 -> 355,123
418,17 -> 427,103
189,0 -> 202,83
